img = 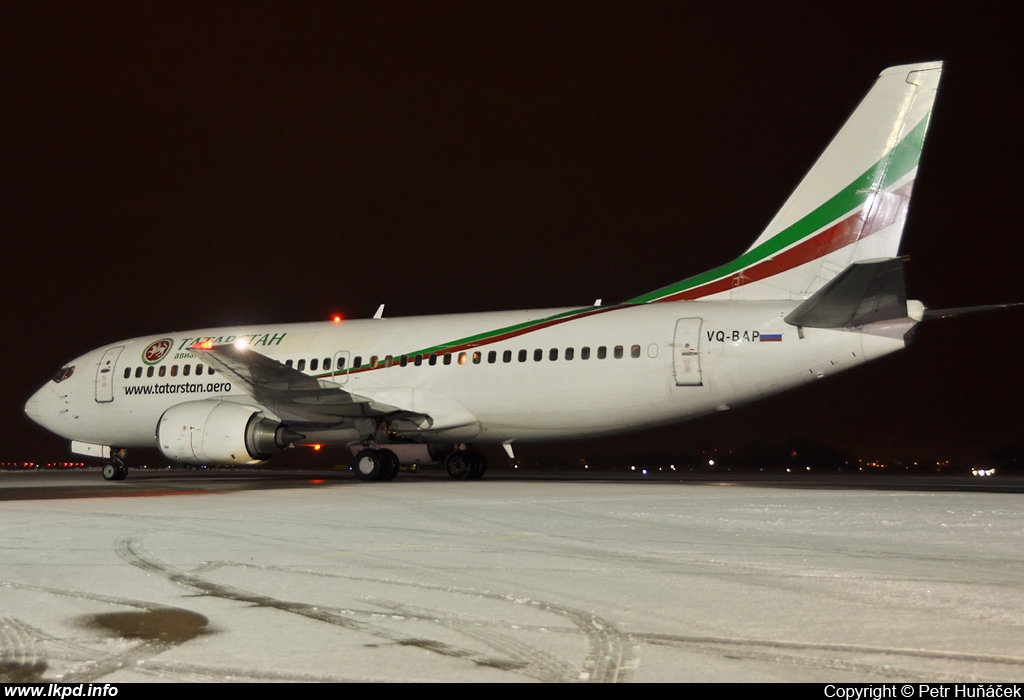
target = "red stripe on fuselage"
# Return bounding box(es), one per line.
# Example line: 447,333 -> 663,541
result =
653,180 -> 914,302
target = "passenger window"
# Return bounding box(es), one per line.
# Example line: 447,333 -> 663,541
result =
414,354 -> 423,366
286,359 -> 294,368
123,368 -> 131,379
429,353 -> 438,366
310,358 -> 319,371
135,367 -> 143,378
354,356 -> 362,369
503,350 -> 512,363
565,347 -> 574,361
581,347 -> 591,360
297,359 -> 306,371
444,353 -> 452,365
614,345 -> 623,359
518,349 -> 527,362
385,355 -> 394,368
458,352 -> 468,365
534,349 -> 542,362
487,351 -> 496,364
549,348 -> 558,361
147,366 -> 154,378
399,355 -> 408,367
631,344 -> 641,358
597,346 -> 607,359
324,357 -> 332,370
472,351 -> 481,364
370,355 -> 379,368
171,365 -> 178,377
183,365 -> 191,377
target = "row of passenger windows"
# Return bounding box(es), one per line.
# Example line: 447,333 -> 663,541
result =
123,344 -> 648,380
337,344 -> 646,370
123,364 -> 215,379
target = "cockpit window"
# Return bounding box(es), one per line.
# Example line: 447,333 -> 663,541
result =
52,365 -> 75,383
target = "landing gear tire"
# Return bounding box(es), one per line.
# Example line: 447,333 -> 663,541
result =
102,461 -> 128,482
445,450 -> 485,480
353,449 -> 385,481
471,457 -> 486,480
378,449 -> 401,481
353,448 -> 402,482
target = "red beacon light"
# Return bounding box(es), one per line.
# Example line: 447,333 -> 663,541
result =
331,313 -> 343,324
192,340 -> 215,350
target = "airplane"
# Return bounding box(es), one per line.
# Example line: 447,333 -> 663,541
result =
23,61 -> 1013,482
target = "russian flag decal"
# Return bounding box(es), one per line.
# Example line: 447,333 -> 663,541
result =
759,333 -> 783,342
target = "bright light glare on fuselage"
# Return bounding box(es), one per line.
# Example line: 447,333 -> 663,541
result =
234,338 -> 249,350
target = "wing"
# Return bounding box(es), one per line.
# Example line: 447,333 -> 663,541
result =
190,341 -> 424,428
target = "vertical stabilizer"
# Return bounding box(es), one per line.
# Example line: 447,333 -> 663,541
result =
629,62 -> 942,304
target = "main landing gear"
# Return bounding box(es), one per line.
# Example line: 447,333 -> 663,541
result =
101,451 -> 129,481
443,449 -> 486,480
351,447 -> 487,481
352,448 -> 401,482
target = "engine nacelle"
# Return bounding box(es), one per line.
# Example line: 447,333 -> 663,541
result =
157,400 -> 302,465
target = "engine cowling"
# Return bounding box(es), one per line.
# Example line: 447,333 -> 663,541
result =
156,400 -> 303,465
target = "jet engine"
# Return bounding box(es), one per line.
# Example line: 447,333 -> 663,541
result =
157,400 -> 303,465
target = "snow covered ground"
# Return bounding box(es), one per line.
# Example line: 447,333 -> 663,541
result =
1,470 -> 1022,682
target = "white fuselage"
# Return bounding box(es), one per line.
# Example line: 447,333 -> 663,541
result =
25,300 -> 911,455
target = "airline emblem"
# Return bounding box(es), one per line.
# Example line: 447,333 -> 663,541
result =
143,338 -> 173,364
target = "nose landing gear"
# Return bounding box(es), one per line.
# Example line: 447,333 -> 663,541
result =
102,450 -> 129,481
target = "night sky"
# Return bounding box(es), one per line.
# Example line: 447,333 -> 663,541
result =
5,4 -> 1022,467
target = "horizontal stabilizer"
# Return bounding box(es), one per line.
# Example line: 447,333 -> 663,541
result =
923,302 -> 1024,320
785,258 -> 907,329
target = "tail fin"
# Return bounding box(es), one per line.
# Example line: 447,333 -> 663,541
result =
628,61 -> 943,304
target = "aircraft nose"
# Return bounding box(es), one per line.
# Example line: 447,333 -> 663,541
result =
24,387 -> 44,424
24,383 -> 57,431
